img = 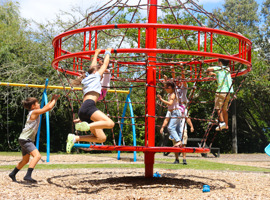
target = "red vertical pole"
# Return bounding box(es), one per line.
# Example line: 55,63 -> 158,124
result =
199,63 -> 202,79
80,58 -> 83,70
190,65 -> 192,79
144,0 -> 157,178
194,64 -> 197,79
58,38 -> 62,58
112,59 -> 115,78
244,42 -> 247,60
239,40 -> 242,58
204,32 -> 207,52
89,31 -> 92,51
242,41 -> 245,59
83,31 -> 86,51
198,31 -> 200,51
210,32 -> 213,52
117,64 -> 119,78
248,46 -> 252,63
138,28 -> 141,48
95,30 -> 98,49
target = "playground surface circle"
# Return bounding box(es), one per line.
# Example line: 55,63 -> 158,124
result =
1,153 -> 270,199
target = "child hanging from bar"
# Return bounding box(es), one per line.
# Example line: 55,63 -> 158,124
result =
66,48 -> 115,153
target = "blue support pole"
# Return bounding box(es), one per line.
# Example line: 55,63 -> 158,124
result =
127,88 -> 137,162
117,86 -> 137,161
117,99 -> 128,160
35,79 -> 50,162
44,92 -> 50,162
74,143 -> 101,148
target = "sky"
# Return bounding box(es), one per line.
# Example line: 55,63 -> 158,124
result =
16,0 -> 264,26
16,0 -> 225,24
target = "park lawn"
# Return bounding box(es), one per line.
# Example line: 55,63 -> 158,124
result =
0,152 -> 269,173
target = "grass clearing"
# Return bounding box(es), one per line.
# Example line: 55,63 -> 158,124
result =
0,152 -> 269,173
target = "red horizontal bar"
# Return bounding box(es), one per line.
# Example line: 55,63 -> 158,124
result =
73,144 -> 210,153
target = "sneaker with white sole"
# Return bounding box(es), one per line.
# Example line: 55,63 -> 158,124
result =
66,134 -> 75,153
216,122 -> 226,131
75,122 -> 90,131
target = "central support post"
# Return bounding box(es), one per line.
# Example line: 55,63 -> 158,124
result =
144,0 -> 157,178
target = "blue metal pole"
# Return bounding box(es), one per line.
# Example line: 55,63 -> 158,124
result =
35,97 -> 44,150
74,143 -> 101,148
44,92 -> 50,162
117,93 -> 129,160
35,79 -> 50,162
36,79 -> 49,150
127,86 -> 137,162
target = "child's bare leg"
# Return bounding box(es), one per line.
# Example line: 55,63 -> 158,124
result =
217,109 -> 224,122
75,129 -> 106,143
29,149 -> 41,169
16,154 -> 30,169
9,154 -> 30,182
174,152 -> 179,160
90,110 -> 115,129
23,149 -> 41,183
223,108 -> 229,129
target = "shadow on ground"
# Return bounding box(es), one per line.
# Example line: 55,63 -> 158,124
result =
47,171 -> 235,195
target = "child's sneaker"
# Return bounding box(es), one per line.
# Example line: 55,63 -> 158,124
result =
23,177 -> 37,183
183,159 -> 187,165
66,134 -> 75,153
216,122 -> 226,131
173,159 -> 179,164
75,122 -> 90,131
9,173 -> 17,182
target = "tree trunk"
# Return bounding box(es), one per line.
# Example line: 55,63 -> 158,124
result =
232,99 -> 238,153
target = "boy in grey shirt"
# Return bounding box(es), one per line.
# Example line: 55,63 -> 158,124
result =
9,94 -> 59,183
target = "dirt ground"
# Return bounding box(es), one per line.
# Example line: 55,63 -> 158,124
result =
1,153 -> 270,200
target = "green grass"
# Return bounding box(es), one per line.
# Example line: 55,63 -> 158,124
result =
0,152 -> 269,173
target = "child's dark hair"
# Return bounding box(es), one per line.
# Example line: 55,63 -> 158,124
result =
165,81 -> 176,90
87,65 -> 100,74
22,97 -> 38,110
71,65 -> 101,86
218,58 -> 230,66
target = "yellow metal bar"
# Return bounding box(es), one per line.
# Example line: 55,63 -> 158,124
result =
0,82 -> 129,94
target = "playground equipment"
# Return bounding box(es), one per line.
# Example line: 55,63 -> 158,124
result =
1,81 -> 132,161
52,0 -> 252,177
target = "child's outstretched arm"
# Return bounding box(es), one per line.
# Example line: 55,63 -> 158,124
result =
98,48 -> 112,76
98,69 -> 111,100
157,93 -> 175,106
32,94 -> 60,117
91,49 -> 101,67
206,67 -> 216,77
180,64 -> 188,88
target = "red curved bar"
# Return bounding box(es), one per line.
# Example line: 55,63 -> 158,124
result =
52,48 -> 251,78
76,144 -> 210,154
52,23 -> 252,46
